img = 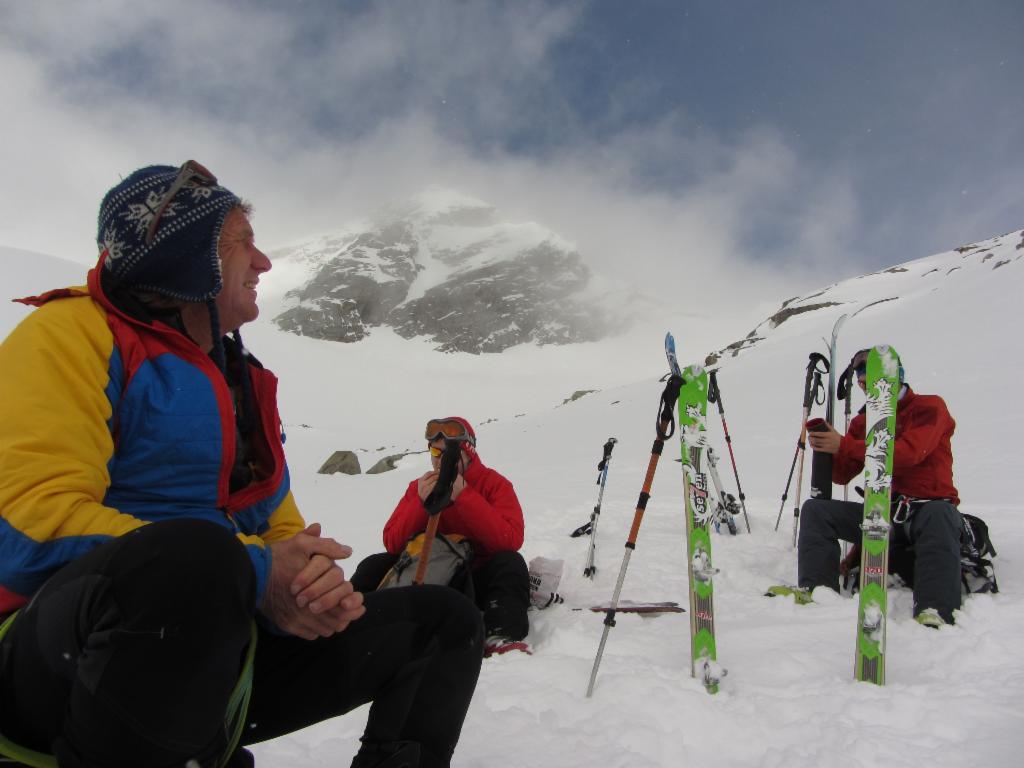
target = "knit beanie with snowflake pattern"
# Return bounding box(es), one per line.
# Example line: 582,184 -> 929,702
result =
96,163 -> 241,302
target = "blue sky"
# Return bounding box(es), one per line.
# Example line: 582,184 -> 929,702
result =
1,0 -> 1021,300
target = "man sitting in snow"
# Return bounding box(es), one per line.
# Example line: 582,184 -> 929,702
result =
771,348 -> 963,626
0,161 -> 482,768
352,417 -> 531,656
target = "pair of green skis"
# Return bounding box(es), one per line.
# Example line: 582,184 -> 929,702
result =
586,339 -> 898,696
673,342 -> 901,687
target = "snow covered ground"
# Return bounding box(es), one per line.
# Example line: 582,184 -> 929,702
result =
2,229 -> 1022,767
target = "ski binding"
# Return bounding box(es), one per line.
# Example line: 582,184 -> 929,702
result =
691,547 -> 718,583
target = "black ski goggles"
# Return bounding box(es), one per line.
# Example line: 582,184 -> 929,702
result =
425,419 -> 475,445
851,349 -> 870,379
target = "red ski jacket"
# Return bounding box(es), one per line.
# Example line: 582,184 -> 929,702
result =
833,386 -> 959,505
383,456 -> 524,566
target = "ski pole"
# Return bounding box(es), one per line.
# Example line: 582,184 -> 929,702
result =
707,371 -> 751,533
836,362 -> 855,560
582,437 -> 618,578
586,370 -> 683,697
413,439 -> 462,585
707,446 -> 739,535
810,315 -> 847,502
773,353 -> 828,547
791,353 -> 829,547
837,363 -> 854,503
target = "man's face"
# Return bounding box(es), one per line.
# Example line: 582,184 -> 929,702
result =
429,438 -> 446,472
429,438 -> 467,473
852,352 -> 869,393
216,208 -> 271,334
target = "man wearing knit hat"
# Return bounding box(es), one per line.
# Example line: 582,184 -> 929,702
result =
0,162 -> 482,768
352,417 -> 531,657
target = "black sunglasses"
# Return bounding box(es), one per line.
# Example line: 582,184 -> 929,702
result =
144,160 -> 218,245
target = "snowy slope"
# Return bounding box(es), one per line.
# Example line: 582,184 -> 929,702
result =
2,230 -> 1023,767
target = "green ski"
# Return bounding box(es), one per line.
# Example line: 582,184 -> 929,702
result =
854,345 -> 901,685
676,364 -> 724,693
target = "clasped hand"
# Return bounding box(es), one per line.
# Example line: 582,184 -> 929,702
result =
261,522 -> 365,640
417,471 -> 465,502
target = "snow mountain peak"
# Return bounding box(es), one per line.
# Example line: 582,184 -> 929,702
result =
270,188 -> 616,353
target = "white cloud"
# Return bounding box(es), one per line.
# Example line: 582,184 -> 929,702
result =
0,0 -> 874,332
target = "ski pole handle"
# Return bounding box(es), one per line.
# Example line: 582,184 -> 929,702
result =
597,437 -> 618,475
423,439 -> 462,516
803,353 -> 830,410
656,375 -> 683,440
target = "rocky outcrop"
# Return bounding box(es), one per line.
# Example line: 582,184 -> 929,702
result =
275,222 -> 421,342
388,243 -> 608,353
318,451 -> 361,475
271,191 -> 617,353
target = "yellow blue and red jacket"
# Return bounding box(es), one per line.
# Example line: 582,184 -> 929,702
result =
0,264 -> 305,616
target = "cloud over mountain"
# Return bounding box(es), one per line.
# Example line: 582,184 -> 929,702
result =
271,188 -> 622,353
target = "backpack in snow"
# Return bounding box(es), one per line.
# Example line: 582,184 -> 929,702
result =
843,509 -> 998,596
378,531 -> 475,598
960,513 -> 998,594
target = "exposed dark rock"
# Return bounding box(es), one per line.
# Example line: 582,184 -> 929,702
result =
766,301 -> 842,329
705,334 -> 764,366
272,196 -> 617,353
318,451 -> 361,475
852,297 -> 898,317
388,243 -> 608,354
561,389 -> 597,405
367,452 -> 418,474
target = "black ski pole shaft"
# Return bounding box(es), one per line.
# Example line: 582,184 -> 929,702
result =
708,371 -> 751,533
790,411 -> 811,548
584,437 -> 618,578
838,363 -> 854,559
774,438 -> 801,531
774,353 -> 827,537
837,363 -> 854,504
587,373 -> 683,698
414,439 -> 461,585
790,353 -> 829,547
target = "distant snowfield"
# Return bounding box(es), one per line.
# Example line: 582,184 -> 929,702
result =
2,231 -> 1023,767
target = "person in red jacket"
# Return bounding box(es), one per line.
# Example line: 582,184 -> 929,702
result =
352,417 -> 531,655
787,349 -> 964,625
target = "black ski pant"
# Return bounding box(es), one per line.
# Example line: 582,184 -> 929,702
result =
797,498 -> 963,622
0,519 -> 483,768
352,549 -> 530,641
